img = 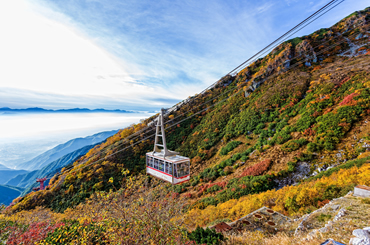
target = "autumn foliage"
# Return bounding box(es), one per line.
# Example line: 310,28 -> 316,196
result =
338,92 -> 359,106
239,159 -> 272,177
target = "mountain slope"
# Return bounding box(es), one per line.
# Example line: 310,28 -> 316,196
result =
0,164 -> 10,170
8,6 -> 370,214
17,130 -> 118,171
4,170 -> 38,187
22,144 -> 99,195
0,185 -> 24,206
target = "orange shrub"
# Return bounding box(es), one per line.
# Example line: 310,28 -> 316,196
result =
239,159 -> 272,177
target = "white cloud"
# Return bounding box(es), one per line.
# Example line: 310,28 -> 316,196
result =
0,0 -> 184,109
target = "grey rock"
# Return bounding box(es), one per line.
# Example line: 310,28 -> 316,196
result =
349,237 -> 365,245
331,205 -> 341,210
353,229 -> 370,239
319,227 -> 328,233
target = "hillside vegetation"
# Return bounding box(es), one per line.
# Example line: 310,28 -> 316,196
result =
1,6 -> 370,244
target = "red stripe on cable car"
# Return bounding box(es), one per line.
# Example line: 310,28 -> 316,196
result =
147,166 -> 173,177
176,174 -> 190,179
174,178 -> 189,185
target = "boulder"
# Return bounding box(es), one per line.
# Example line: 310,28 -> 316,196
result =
350,228 -> 370,245
349,237 -> 367,245
353,229 -> 370,239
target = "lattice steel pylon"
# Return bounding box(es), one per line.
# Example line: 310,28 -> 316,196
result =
152,108 -> 179,158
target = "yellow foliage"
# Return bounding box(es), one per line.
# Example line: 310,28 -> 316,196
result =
358,152 -> 370,159
185,163 -> 370,227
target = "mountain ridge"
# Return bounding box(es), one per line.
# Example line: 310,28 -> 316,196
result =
0,107 -> 133,114
0,185 -> 24,206
16,129 -> 119,171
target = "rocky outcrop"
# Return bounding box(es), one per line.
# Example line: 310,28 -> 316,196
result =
350,227 -> 370,245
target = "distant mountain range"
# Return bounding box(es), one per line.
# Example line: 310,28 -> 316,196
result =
0,169 -> 29,185
0,130 -> 119,204
0,185 -> 24,205
0,164 -> 10,170
0,107 -> 132,113
16,130 -> 119,171
7,143 -> 98,195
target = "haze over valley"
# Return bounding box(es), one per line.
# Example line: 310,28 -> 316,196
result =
0,111 -> 153,169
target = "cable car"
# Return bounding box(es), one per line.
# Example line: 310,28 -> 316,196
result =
146,109 -> 190,185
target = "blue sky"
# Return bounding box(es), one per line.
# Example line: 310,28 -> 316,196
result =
0,0 -> 369,111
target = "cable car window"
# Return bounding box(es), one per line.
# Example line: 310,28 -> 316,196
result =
176,162 -> 189,178
147,156 -> 153,167
159,160 -> 164,172
154,159 -> 159,169
174,164 -> 178,177
150,157 -> 154,167
165,162 -> 169,173
168,163 -> 172,175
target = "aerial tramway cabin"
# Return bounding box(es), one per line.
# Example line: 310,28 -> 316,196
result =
146,109 -> 190,185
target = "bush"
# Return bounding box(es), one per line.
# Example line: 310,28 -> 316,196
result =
239,159 -> 272,177
220,141 -> 242,155
253,123 -> 265,134
361,198 -> 370,205
199,168 -> 220,182
187,226 -> 225,245
317,214 -> 332,222
41,220 -> 106,244
206,185 -> 221,193
307,142 -> 318,152
281,139 -> 308,152
271,129 -> 292,145
199,197 -> 217,206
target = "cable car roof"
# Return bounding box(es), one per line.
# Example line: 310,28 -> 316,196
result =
146,151 -> 189,163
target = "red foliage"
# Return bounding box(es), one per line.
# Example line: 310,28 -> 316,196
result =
239,159 -> 272,178
317,199 -> 330,207
339,92 -> 359,106
323,108 -> 332,115
183,193 -> 192,198
303,126 -> 316,136
6,221 -> 64,245
312,111 -> 320,118
171,192 -> 180,199
191,156 -> 202,165
334,77 -> 350,88
279,98 -> 298,113
312,65 -> 323,71
197,181 -> 227,195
